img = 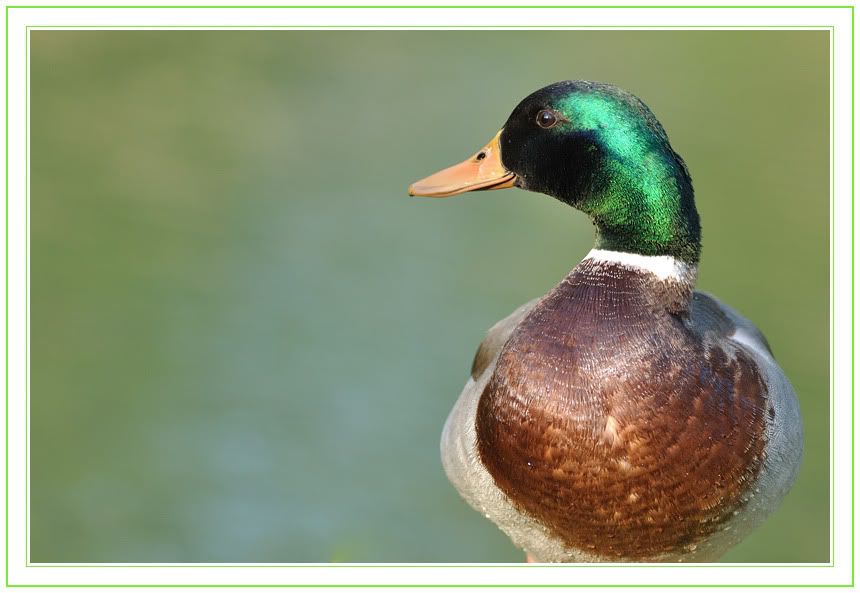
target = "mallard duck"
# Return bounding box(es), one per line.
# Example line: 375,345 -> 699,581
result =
408,81 -> 803,563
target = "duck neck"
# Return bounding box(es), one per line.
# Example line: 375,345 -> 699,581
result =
581,248 -> 699,314
577,146 -> 702,265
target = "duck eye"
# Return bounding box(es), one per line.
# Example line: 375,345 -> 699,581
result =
536,109 -> 558,128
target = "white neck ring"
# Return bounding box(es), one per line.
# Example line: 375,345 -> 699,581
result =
583,249 -> 698,283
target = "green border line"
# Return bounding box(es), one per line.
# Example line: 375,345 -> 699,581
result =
6,5 -> 854,590
3,4 -> 857,9
22,19 -> 27,571
1,584 -> 859,590
18,24 -> 838,28
5,3 -> 9,589
850,4 -> 855,589
10,17 -> 848,586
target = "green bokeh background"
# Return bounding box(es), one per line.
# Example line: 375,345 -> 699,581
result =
31,30 -> 829,563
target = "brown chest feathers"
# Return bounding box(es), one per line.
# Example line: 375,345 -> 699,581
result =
475,260 -> 768,561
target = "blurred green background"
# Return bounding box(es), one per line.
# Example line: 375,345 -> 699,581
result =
31,30 -> 829,563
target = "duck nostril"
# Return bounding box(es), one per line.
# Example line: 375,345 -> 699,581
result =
476,152 -> 487,161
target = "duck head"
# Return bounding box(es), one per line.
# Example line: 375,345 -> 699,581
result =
409,81 -> 702,264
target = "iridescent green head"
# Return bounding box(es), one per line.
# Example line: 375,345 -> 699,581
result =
499,81 -> 700,263
408,81 -> 701,264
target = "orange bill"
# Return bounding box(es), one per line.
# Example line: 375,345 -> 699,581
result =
408,131 -> 517,198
